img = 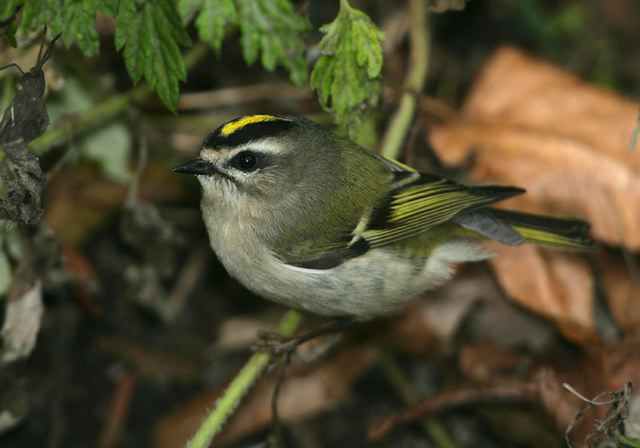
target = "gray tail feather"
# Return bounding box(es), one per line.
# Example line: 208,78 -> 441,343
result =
452,209 -> 525,245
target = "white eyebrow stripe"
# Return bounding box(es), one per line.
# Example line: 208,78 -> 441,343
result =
227,139 -> 287,157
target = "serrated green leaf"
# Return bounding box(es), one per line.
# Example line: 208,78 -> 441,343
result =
236,0 -> 308,86
178,0 -> 203,24
19,0 -> 63,35
116,0 -> 191,111
99,0 -> 118,18
182,0 -> 237,54
0,0 -> 22,22
310,0 -> 384,135
61,0 -> 100,57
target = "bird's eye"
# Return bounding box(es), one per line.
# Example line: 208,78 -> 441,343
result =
230,151 -> 259,172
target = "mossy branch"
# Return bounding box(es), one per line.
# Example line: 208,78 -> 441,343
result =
186,309 -> 303,448
379,0 -> 429,159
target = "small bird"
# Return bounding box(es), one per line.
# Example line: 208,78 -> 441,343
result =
174,114 -> 595,319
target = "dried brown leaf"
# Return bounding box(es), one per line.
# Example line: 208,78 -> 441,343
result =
430,46 -> 640,249
596,252 -> 640,332
488,244 -> 596,343
428,46 -> 640,342
44,165 -> 127,246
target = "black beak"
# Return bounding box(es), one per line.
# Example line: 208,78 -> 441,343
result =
172,158 -> 215,175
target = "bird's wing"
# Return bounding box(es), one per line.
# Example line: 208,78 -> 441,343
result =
283,155 -> 525,270
357,167 -> 525,248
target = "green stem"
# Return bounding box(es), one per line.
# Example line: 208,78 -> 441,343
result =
618,433 -> 640,447
28,43 -> 209,155
380,0 -> 429,159
186,309 -> 303,448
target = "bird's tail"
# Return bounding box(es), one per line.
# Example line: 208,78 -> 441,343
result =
488,208 -> 597,251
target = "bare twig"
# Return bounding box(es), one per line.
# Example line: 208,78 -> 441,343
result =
97,371 -> 136,448
178,82 -> 312,110
267,350 -> 294,446
368,381 -> 537,441
564,382 -> 633,448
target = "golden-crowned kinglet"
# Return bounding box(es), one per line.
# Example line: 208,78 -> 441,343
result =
174,115 -> 595,317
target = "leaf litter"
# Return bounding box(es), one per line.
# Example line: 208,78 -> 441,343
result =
429,46 -> 640,343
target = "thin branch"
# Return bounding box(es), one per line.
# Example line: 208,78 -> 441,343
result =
186,309 -> 303,448
97,370 -> 136,448
368,381 -> 537,441
379,0 -> 429,159
178,82 -> 312,110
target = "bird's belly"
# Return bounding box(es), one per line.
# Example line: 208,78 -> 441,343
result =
212,237 -> 488,317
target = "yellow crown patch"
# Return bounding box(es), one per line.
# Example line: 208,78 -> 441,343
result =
220,115 -> 289,137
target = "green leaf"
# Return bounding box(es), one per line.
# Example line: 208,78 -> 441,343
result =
236,0 -> 308,86
310,0 -> 384,135
2,16 -> 18,47
179,0 -> 237,54
61,0 -> 100,57
99,0 -> 118,18
178,0 -> 203,24
46,79 -> 132,183
0,0 -> 22,22
618,434 -> 640,448
19,0 -> 63,35
13,0 -> 117,55
115,0 -> 191,111
196,0 -> 237,54
83,124 -> 132,183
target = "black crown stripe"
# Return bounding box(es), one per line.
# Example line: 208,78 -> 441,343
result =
203,116 -> 296,148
